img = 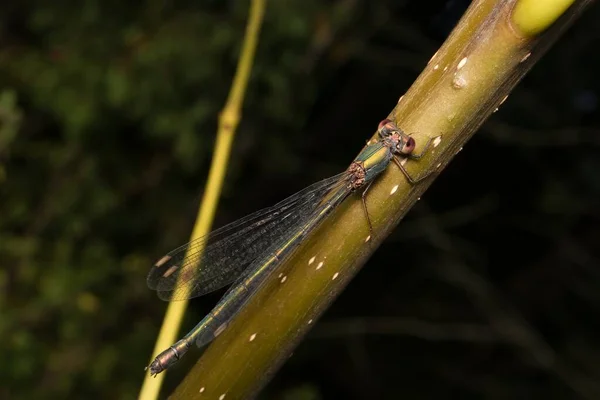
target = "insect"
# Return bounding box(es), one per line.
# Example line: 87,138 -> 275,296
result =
146,119 -> 431,376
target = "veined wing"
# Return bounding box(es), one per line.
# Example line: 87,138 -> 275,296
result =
191,181 -> 353,348
147,171 -> 351,301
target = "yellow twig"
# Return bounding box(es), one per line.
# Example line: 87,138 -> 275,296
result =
138,1 -> 267,399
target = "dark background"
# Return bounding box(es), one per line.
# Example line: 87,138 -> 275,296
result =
1,1 -> 599,399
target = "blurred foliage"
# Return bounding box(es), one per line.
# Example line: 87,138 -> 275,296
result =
1,0 -> 599,399
0,1 -> 331,398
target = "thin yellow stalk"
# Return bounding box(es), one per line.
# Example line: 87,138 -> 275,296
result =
137,1 -> 267,399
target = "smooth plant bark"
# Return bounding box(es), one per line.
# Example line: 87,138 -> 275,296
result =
170,1 -> 594,398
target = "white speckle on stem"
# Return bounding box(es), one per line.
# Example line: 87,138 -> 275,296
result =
219,394 -> 226,400
521,52 -> 531,63
452,76 -> 467,89
316,261 -> 323,270
308,319 -> 313,325
433,64 -> 439,70
365,235 -> 371,243
457,57 -> 467,70
428,51 -> 438,64
308,256 -> 316,265
249,333 -> 257,342
432,136 -> 442,148
280,275 -> 287,283
398,95 -> 404,104
390,185 -> 398,195
199,387 -> 205,393
332,272 -> 339,280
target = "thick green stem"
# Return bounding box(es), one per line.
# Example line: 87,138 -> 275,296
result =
170,0 -> 593,398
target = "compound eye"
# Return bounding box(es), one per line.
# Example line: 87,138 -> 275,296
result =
401,137 -> 416,154
378,119 -> 392,134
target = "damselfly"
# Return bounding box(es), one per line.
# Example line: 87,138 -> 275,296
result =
146,119 -> 431,376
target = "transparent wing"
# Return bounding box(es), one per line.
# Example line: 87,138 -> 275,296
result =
147,171 -> 350,301
192,182 -> 352,347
